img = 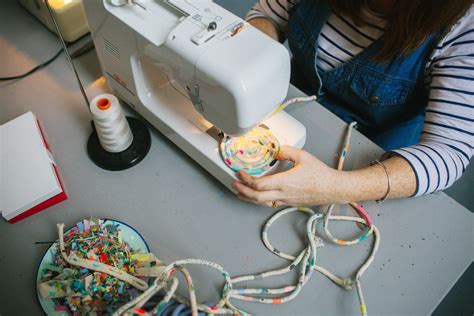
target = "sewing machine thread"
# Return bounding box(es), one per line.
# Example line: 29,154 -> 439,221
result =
90,94 -> 133,153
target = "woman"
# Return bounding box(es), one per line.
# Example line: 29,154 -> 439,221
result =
233,0 -> 473,207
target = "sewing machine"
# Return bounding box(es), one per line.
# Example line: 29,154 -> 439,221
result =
83,0 -> 306,191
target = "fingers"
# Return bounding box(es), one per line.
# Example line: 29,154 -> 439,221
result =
231,146 -> 308,207
237,193 -> 284,208
238,195 -> 283,208
235,146 -> 307,191
275,145 -> 304,163
232,181 -> 282,205
236,170 -> 285,191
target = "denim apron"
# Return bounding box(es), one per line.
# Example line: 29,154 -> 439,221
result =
287,0 -> 438,150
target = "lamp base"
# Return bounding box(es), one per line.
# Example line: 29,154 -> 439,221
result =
87,117 -> 151,171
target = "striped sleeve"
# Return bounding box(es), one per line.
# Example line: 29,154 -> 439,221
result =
245,0 -> 299,34
392,8 -> 474,196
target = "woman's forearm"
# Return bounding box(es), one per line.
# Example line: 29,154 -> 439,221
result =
338,156 -> 417,203
248,17 -> 280,41
233,146 -> 418,207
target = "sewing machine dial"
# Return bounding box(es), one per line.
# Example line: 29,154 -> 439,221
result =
191,9 -> 222,27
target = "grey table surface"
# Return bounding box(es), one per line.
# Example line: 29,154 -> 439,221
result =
1,1 -> 473,315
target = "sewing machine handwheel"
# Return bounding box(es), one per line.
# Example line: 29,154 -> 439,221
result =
87,117 -> 151,171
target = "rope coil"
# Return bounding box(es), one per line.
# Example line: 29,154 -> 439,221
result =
53,119 -> 378,315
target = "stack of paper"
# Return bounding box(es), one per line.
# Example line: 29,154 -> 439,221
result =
0,112 -> 67,223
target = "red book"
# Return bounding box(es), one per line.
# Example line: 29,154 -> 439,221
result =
1,112 -> 67,223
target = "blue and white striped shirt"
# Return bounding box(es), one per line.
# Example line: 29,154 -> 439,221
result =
247,1 -> 473,196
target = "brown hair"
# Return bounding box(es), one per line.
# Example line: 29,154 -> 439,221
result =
329,0 -> 473,61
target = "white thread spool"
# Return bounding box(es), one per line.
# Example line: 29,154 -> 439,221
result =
90,94 -> 133,153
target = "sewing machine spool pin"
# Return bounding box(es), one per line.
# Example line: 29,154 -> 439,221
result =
45,0 -> 151,171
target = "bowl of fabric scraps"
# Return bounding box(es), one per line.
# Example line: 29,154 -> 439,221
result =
36,218 -> 154,315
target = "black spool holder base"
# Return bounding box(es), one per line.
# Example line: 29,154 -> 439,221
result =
87,117 -> 151,171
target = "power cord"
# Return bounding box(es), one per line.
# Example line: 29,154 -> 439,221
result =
0,39 -> 94,82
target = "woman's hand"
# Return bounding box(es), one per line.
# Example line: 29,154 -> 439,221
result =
232,144 -> 418,207
232,146 -> 344,207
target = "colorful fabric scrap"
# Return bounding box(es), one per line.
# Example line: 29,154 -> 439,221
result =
37,218 -> 157,315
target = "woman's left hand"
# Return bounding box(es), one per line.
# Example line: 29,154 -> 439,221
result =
232,146 -> 345,207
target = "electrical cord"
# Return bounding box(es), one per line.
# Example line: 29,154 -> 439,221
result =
0,48 -> 64,81
0,39 -> 94,82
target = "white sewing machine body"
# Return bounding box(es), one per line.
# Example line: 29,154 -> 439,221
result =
83,0 -> 306,191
